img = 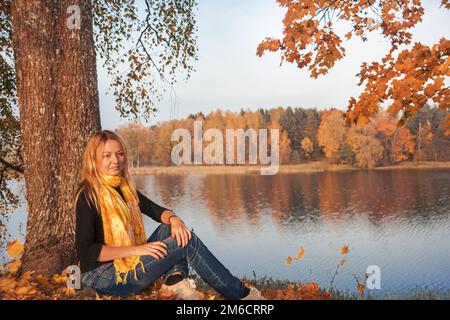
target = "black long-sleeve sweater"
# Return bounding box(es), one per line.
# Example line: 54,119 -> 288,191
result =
75,187 -> 169,273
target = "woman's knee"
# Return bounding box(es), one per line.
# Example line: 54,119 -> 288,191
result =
159,223 -> 172,239
187,230 -> 200,248
148,223 -> 172,242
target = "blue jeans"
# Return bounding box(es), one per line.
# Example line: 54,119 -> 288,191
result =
81,224 -> 247,299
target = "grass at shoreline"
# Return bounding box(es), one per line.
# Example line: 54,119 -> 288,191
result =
131,161 -> 450,175
195,276 -> 450,300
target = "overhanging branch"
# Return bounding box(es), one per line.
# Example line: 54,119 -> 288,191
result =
0,156 -> 24,173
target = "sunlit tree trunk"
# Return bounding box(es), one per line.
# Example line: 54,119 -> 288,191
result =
11,0 -> 100,275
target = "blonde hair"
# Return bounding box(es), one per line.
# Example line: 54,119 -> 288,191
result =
75,130 -> 138,212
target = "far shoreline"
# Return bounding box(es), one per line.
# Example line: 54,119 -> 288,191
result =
130,161 -> 450,175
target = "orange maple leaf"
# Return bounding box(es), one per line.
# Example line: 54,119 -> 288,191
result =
95,293 -> 112,300
7,239 -> 24,259
356,283 -> 365,295
294,246 -> 305,261
5,259 -> 21,273
285,256 -> 293,265
158,288 -> 175,299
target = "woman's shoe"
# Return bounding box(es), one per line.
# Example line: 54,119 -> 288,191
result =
241,286 -> 267,300
160,278 -> 202,300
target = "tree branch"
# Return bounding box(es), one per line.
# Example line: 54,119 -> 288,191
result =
0,156 -> 23,173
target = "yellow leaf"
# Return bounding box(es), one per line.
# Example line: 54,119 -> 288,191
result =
15,287 -> 30,295
341,245 -> 349,255
356,283 -> 365,295
5,259 -> 21,273
52,273 -> 69,284
158,288 -> 175,299
36,274 -> 49,285
197,291 -> 205,300
294,246 -> 305,261
285,256 -> 293,265
95,293 -> 111,300
0,276 -> 17,292
62,288 -> 76,296
18,271 -> 34,285
7,240 -> 24,258
356,115 -> 369,127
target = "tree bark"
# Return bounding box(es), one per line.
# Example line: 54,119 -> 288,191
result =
11,0 -> 100,276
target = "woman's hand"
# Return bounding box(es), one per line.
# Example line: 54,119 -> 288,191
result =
169,216 -> 192,248
134,242 -> 168,260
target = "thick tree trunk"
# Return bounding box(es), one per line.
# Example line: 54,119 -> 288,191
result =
11,0 -> 100,276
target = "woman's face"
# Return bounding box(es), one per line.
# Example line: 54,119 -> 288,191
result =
98,139 -> 126,176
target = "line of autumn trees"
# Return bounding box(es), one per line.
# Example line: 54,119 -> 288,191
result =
117,104 -> 449,170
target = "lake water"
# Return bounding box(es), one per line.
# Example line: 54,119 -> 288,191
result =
4,169 -> 450,297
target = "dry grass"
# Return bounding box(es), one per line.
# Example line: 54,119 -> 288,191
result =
374,161 -> 450,170
131,161 -> 356,176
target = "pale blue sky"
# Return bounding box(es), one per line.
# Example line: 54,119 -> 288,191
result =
99,0 -> 450,130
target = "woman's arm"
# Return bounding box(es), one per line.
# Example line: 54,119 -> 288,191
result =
98,242 -> 169,261
160,210 -> 192,248
97,245 -> 137,262
137,191 -> 183,226
137,191 -> 171,223
161,209 -> 177,224
75,193 -> 104,263
97,212 -> 190,261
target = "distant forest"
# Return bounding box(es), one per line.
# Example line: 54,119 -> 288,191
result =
116,105 -> 449,169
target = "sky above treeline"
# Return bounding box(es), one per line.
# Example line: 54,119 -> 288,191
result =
98,0 -> 450,130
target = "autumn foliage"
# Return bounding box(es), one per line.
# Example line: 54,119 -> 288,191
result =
116,105 -> 448,169
257,0 -> 449,131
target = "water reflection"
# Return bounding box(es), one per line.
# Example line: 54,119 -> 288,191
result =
136,170 -> 449,229
133,169 -> 450,295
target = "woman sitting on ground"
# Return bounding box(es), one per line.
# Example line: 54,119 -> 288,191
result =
75,130 -> 266,299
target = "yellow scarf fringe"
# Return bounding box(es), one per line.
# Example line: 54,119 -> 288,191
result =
98,174 -> 147,285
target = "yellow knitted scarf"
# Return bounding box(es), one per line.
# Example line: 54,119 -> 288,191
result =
98,174 -> 147,284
